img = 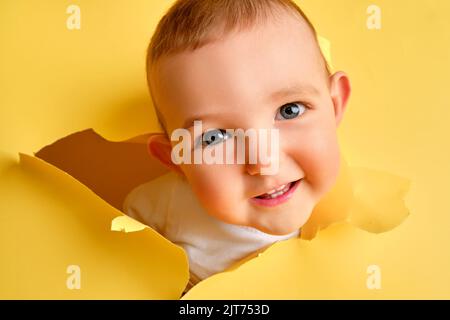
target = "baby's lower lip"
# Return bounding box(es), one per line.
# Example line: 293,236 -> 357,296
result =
250,179 -> 301,208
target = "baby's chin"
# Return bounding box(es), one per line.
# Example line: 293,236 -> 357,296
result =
202,195 -> 315,236
251,223 -> 303,236
207,210 -> 305,236
248,206 -> 315,236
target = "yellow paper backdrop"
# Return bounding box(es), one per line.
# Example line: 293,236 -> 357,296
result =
1,0 -> 449,299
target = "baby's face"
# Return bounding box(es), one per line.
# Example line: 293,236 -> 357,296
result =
149,12 -> 350,235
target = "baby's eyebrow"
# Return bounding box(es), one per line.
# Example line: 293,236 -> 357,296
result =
269,84 -> 320,101
181,113 -> 223,130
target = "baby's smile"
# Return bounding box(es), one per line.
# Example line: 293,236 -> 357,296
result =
251,178 -> 302,208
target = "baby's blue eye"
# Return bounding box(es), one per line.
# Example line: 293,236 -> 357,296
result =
202,129 -> 232,147
276,102 -> 307,120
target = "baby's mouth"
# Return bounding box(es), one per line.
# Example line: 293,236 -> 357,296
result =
256,182 -> 294,199
251,179 -> 302,207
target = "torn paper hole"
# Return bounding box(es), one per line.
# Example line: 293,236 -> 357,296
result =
33,128 -> 411,296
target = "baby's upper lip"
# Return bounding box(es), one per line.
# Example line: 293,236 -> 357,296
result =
252,178 -> 302,197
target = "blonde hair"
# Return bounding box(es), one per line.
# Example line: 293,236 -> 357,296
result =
146,0 -> 329,133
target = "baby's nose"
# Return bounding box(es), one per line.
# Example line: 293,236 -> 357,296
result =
245,150 -> 281,176
242,129 -> 280,176
246,162 -> 263,176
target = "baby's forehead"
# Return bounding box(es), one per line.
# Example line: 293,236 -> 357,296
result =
152,8 -> 324,74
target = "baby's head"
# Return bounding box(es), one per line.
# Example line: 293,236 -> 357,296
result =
145,0 -> 351,235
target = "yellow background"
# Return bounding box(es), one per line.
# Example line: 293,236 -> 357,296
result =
1,0 -> 449,298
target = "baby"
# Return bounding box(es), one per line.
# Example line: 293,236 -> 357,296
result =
123,0 -> 351,288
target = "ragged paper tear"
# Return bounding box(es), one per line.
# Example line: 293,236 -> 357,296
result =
0,152 -> 189,299
300,157 -> 411,240
35,128 -> 169,211
111,215 -> 148,233
347,167 -> 411,233
0,128 -> 412,299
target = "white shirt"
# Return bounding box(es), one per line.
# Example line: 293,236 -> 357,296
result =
122,172 -> 300,285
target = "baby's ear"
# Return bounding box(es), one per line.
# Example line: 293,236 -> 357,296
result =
329,71 -> 351,127
147,134 -> 184,176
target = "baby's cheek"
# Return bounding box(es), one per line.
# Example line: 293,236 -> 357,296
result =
292,129 -> 340,195
186,165 -> 245,222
